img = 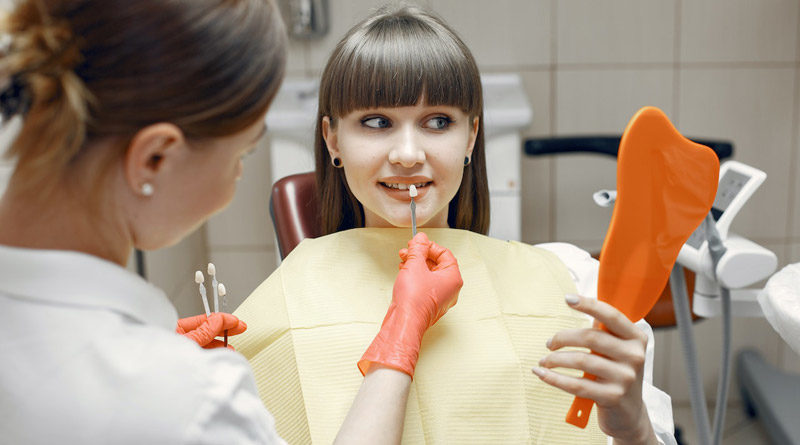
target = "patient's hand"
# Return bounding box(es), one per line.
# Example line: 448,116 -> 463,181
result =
533,295 -> 657,445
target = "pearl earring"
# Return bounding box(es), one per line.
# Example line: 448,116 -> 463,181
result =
141,183 -> 154,196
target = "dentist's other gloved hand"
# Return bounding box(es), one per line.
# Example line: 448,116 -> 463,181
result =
358,232 -> 463,377
176,313 -> 247,350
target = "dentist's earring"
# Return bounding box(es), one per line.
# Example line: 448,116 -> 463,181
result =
464,156 -> 471,166
140,183 -> 154,197
332,157 -> 343,168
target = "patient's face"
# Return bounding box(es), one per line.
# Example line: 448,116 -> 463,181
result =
323,101 -> 478,228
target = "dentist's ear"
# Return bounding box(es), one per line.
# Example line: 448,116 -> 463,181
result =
124,123 -> 186,197
322,116 -> 341,161
466,116 -> 479,158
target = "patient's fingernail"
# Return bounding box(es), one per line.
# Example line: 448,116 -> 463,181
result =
565,293 -> 580,305
545,337 -> 552,349
532,367 -> 546,378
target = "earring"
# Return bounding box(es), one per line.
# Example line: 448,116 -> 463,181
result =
464,156 -> 471,166
332,157 -> 343,168
141,183 -> 154,197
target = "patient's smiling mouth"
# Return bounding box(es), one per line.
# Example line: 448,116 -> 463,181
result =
379,181 -> 431,190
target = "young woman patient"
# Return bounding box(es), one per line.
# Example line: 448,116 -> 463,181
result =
233,4 -> 675,444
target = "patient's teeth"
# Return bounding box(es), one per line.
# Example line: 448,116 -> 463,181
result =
398,183 -> 408,190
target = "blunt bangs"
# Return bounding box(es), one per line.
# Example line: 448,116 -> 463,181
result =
324,13 -> 482,119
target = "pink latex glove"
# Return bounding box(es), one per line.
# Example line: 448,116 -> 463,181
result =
176,313 -> 247,350
358,232 -> 463,377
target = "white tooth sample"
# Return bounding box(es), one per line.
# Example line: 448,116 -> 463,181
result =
195,270 -> 204,283
409,184 -> 418,197
207,262 -> 216,276
218,283 -> 227,297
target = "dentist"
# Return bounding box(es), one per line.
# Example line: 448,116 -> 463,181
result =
0,1 -> 462,444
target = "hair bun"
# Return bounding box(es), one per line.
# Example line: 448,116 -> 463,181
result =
1,1 -> 83,116
0,75 -> 32,120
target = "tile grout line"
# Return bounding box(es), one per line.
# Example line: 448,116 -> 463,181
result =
548,0 -> 558,242
554,61 -> 797,71
673,0 -> 682,128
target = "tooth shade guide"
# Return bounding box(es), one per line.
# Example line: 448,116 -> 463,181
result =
409,184 -> 418,197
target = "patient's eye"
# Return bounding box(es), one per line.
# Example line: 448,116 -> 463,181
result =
425,116 -> 453,130
362,116 -> 391,129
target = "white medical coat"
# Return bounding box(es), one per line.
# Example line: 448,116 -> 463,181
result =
0,245 -> 284,445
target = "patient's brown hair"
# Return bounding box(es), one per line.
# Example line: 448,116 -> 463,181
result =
0,0 -> 287,196
314,4 -> 489,235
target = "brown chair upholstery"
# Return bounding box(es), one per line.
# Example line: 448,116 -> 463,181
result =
269,172 -> 320,259
268,170 -> 702,328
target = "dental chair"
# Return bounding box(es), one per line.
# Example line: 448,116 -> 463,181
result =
269,171 -> 319,260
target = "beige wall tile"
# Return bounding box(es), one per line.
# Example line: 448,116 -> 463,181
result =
285,40 -> 310,76
306,0 -> 434,73
553,69 -> 673,244
520,70 -> 553,138
791,243 -> 800,263
681,0 -> 799,64
433,0 -> 551,68
679,68 -> 795,241
208,249 -> 278,312
667,316 -> 782,404
521,156 -> 552,243
555,69 -> 674,134
794,87 -> 800,238
206,136 -> 275,249
520,70 -> 553,243
145,228 -> 208,307
557,0 -> 676,65
553,154 -> 616,243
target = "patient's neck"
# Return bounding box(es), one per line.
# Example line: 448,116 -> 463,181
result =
363,206 -> 449,229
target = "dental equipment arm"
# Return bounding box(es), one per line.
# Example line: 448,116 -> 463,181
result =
671,161 -> 777,445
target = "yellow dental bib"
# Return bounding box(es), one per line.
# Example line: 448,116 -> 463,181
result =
233,228 -> 606,444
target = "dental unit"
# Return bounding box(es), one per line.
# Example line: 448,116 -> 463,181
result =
585,107 -> 779,445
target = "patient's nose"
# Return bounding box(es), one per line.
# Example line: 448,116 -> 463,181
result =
388,127 -> 426,168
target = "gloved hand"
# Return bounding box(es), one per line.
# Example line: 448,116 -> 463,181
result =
358,232 -> 463,377
176,313 -> 247,350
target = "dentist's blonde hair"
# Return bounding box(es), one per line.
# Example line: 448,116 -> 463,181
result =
0,0 -> 286,197
314,3 -> 489,235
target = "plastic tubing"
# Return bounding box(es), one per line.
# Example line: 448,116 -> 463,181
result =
670,214 -> 732,445
704,215 -> 731,445
670,262 -> 713,445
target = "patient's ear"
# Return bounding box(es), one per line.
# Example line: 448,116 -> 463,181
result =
124,123 -> 186,196
466,116 -> 479,158
322,116 -> 340,160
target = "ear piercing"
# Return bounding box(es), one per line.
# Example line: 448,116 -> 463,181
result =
464,156 -> 471,166
141,183 -> 154,196
332,157 -> 343,168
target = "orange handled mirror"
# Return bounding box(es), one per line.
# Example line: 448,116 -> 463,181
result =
566,107 -> 719,428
